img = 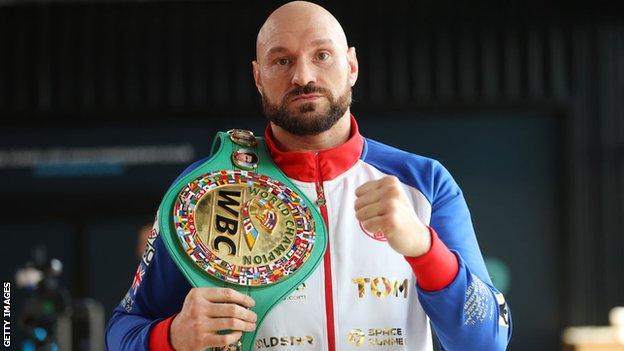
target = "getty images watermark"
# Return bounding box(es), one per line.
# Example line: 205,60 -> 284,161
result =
2,281 -> 10,348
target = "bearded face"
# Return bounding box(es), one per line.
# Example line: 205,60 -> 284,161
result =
253,11 -> 358,136
261,82 -> 352,136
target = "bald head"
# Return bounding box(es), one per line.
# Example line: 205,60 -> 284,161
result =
256,1 -> 348,60
251,1 -> 359,140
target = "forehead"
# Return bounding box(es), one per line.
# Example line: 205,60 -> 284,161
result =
266,33 -> 335,54
258,17 -> 345,57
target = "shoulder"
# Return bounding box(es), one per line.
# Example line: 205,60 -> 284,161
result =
361,138 -> 459,204
362,137 -> 439,171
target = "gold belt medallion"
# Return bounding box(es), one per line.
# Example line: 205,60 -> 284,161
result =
173,170 -> 316,286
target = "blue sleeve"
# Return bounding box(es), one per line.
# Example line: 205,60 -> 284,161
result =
105,230 -> 191,350
418,161 -> 512,350
105,160 -> 207,350
362,139 -> 512,350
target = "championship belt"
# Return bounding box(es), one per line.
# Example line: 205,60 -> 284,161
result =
157,129 -> 327,351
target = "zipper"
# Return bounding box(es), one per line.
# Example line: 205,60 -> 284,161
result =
315,178 -> 326,207
316,152 -> 335,351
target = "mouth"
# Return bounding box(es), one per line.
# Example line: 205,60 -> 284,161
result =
291,94 -> 323,102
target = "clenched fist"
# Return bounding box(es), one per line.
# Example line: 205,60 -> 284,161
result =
354,176 -> 431,257
170,287 -> 257,351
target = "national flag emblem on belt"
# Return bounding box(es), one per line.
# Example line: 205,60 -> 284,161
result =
258,208 -> 277,231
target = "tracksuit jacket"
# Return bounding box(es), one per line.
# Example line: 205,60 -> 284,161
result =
106,115 -> 512,350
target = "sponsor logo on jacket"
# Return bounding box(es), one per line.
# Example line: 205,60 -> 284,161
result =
283,283 -> 307,301
347,328 -> 405,347
352,278 -> 409,298
255,336 -> 314,348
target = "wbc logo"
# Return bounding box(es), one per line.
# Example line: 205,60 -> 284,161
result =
173,170 -> 317,286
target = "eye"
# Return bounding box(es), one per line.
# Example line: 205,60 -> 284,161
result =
317,51 -> 330,61
276,58 -> 291,66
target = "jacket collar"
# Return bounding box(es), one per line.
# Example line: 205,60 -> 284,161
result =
264,114 -> 364,182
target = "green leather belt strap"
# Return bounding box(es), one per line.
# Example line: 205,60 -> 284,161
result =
157,130 -> 327,351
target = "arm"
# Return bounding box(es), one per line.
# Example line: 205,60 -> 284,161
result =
106,160 -> 202,350
355,161 -> 511,350
105,219 -> 191,350
105,216 -> 257,351
405,162 -> 512,351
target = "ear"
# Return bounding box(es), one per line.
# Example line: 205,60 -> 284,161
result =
252,60 -> 263,96
347,47 -> 359,87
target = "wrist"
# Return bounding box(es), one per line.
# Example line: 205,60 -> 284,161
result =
409,225 -> 432,257
169,314 -> 182,350
403,227 -> 459,291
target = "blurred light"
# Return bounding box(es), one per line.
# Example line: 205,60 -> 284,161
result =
34,327 -> 47,342
484,257 -> 511,295
50,259 -> 63,276
15,268 -> 43,289
22,340 -> 35,351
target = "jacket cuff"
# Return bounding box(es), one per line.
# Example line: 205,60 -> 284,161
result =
149,315 -> 176,351
403,227 -> 459,292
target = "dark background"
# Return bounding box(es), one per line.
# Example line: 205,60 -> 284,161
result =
1,0 -> 623,350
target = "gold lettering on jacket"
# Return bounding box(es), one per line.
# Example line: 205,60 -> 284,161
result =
254,336 -> 314,348
352,278 -> 409,298
347,328 -> 405,347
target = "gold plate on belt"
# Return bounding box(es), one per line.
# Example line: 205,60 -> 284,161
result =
173,170 -> 317,286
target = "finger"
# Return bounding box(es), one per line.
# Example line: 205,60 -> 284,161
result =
355,179 -> 382,197
207,303 -> 257,322
204,331 -> 243,348
201,288 -> 255,308
206,318 -> 257,333
354,188 -> 383,211
382,180 -> 406,201
355,202 -> 386,222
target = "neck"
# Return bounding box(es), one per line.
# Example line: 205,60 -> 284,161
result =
270,111 -> 351,152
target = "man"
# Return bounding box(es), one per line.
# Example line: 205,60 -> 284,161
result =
106,1 -> 512,350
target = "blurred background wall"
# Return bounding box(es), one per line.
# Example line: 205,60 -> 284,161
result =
0,0 -> 622,350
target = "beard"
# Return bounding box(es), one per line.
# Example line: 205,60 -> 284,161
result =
262,82 -> 352,136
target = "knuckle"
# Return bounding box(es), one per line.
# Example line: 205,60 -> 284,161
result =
249,310 -> 257,322
355,209 -> 363,220
189,294 -> 200,305
184,290 -> 195,304
227,304 -> 238,315
383,176 -> 397,185
223,288 -> 234,299
225,318 -> 238,329
387,186 -> 401,197
189,306 -> 200,319
378,196 -> 390,207
190,299 -> 203,312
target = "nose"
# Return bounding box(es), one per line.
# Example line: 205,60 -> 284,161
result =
291,59 -> 317,87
